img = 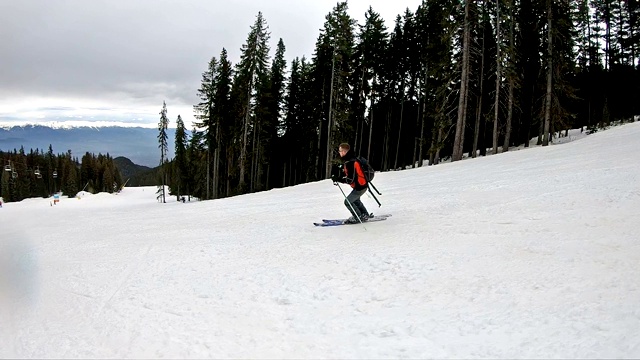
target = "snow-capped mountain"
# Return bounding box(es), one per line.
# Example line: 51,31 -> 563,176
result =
0,124 -> 175,167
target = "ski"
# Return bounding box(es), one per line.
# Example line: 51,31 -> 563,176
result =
322,213 -> 392,223
313,214 -> 392,227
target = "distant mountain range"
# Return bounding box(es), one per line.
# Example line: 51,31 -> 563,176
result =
0,124 -> 175,167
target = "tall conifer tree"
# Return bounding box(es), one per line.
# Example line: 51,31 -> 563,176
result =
157,101 -> 169,203
194,57 -> 217,199
213,49 -> 233,198
173,114 -> 188,199
235,12 -> 270,192
312,1 -> 356,178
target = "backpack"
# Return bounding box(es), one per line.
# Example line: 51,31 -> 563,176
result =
356,156 -> 375,182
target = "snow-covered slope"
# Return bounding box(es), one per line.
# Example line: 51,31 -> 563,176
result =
1,123 -> 639,358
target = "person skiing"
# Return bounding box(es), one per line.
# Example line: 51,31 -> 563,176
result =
331,143 -> 370,224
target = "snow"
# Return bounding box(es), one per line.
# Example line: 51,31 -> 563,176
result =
1,123 -> 640,358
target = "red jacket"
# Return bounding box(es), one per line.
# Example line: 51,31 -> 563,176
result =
340,150 -> 368,190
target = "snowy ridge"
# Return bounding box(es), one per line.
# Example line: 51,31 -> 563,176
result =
0,121 -> 157,130
1,122 -> 639,358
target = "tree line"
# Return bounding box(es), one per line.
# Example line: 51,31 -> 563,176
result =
158,0 -> 639,202
0,147 -> 123,203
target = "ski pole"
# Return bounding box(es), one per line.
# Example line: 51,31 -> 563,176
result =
335,182 -> 364,224
368,187 -> 382,207
369,181 -> 382,195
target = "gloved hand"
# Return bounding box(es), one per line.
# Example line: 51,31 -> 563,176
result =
331,173 -> 339,182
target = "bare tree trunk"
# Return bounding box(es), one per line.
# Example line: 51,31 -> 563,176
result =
206,148 -> 210,200
429,134 -> 436,166
503,0 -> 515,152
316,117 -> 322,180
367,91 -> 375,160
453,0 -> 472,161
413,74 -> 422,168
418,68 -> 427,167
251,128 -> 260,191
316,73 -> 327,181
355,113 -> 361,154
325,51 -> 336,179
227,151 -> 232,197
605,1 -> 611,71
394,88 -> 405,169
265,163 -> 270,190
492,0 -> 502,155
212,126 -> 219,199
239,79 -> 253,191
282,161 -> 286,188
213,148 -> 219,199
435,127 -> 443,165
356,67 -> 367,154
631,4 -> 637,66
382,106 -> 391,170
473,2 -> 487,158
543,0 -> 553,146
253,129 -> 259,191
367,76 -> 379,160
504,78 -> 515,150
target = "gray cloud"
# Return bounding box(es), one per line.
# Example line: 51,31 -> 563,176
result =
0,0 -> 421,127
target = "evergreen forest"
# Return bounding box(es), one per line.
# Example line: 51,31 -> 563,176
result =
165,0 -> 639,202
0,147 -> 123,203
3,1 -> 638,204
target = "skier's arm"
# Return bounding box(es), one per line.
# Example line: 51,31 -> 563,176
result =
330,163 -> 351,184
330,164 -> 346,183
341,161 -> 355,184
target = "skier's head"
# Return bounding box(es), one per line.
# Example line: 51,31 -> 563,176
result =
338,143 -> 350,158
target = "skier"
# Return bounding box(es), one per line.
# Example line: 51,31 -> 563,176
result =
331,143 -> 370,224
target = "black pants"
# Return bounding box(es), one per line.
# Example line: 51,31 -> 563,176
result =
344,188 -> 369,218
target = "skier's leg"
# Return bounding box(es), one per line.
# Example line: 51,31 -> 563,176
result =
344,190 -> 359,218
345,188 -> 367,218
355,198 -> 369,217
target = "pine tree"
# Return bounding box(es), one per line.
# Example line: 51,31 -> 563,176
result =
187,125 -> 207,199
260,38 -> 286,190
352,6 -> 388,164
574,0 -> 592,69
282,58 -> 303,187
399,10 -> 420,170
491,0 -> 505,154
530,0 -> 576,144
469,1 -> 488,158
173,115 -> 188,200
235,12 -> 271,192
628,0 -> 640,65
416,0 -> 457,165
312,1 -> 356,179
542,0 -> 554,146
453,0 -> 473,161
378,16 -> 404,170
516,0 -> 543,148
212,48 -> 233,198
194,56 -> 217,199
157,101 -> 169,203
502,0 -> 518,152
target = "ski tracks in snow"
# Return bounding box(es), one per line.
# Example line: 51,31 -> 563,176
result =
97,242 -> 154,315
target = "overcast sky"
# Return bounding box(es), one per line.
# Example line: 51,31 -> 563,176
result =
0,0 -> 422,129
